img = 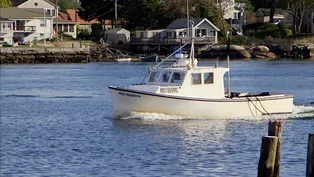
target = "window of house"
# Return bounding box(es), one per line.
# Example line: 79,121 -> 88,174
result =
201,29 -> 207,36
167,32 -> 172,38
69,25 -> 74,32
170,72 -> 185,84
64,24 -> 69,32
233,12 -> 238,19
58,24 -> 62,31
140,32 -> 144,38
212,31 -> 216,37
40,33 -> 44,37
159,71 -> 172,83
0,38 -> 4,41
204,72 -> 214,84
196,29 -> 201,37
308,12 -> 311,20
148,71 -> 161,82
52,9 -> 56,17
40,20 -> 45,27
46,9 -> 51,16
192,73 -> 201,85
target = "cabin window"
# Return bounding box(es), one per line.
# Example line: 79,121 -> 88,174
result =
148,71 -> 161,82
170,72 -> 185,84
160,71 -> 172,83
204,72 -> 214,84
192,73 -> 201,85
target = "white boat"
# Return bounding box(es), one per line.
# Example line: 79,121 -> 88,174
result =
108,10 -> 294,119
115,58 -> 131,62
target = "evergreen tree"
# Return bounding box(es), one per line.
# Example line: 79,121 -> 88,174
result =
0,0 -> 12,8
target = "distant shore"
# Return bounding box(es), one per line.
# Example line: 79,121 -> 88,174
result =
1,43 -> 313,64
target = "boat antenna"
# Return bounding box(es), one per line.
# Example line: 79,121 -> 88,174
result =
189,20 -> 195,68
227,31 -> 231,98
187,0 -> 189,38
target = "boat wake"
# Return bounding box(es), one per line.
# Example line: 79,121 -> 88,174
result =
119,105 -> 314,121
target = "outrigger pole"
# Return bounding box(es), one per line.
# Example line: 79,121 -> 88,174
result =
227,31 -> 231,98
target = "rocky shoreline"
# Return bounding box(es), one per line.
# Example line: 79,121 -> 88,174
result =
0,48 -> 90,64
1,44 -> 313,64
201,44 -> 314,59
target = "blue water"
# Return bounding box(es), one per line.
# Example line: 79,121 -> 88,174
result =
1,60 -> 314,176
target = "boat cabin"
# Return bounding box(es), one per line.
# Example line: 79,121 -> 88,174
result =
129,67 -> 229,99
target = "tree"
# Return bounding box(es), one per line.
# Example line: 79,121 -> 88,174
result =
79,0 -> 125,24
121,0 -> 161,30
287,0 -> 314,34
0,0 -> 12,8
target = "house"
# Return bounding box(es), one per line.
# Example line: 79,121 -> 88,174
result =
134,18 -> 220,44
54,11 -> 77,38
216,0 -> 246,34
256,8 -> 284,23
65,9 -> 101,34
12,0 -> 57,18
0,7 -> 53,45
0,18 -> 15,45
104,28 -> 130,44
301,8 -> 314,34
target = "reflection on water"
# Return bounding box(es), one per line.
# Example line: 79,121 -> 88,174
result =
0,61 -> 313,176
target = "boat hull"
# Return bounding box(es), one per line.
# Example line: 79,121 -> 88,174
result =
108,86 -> 294,119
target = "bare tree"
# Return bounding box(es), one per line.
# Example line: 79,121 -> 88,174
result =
287,0 -> 314,34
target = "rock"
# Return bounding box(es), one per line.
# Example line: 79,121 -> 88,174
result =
252,51 -> 277,59
254,45 -> 270,52
201,45 -> 251,59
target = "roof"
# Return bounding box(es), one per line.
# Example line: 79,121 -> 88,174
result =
53,18 -> 77,24
167,18 -> 204,29
167,18 -> 220,31
105,28 -> 130,33
53,11 -> 76,24
0,7 -> 52,18
10,0 -> 55,7
256,8 -> 284,16
66,9 -> 100,25
0,17 -> 14,21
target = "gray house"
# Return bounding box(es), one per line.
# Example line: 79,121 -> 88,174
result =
105,28 -> 131,44
134,18 -> 220,44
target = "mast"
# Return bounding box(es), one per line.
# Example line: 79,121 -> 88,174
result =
186,0 -> 189,37
227,31 -> 231,97
55,0 -> 58,41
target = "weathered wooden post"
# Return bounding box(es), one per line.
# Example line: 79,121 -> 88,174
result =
268,121 -> 283,177
258,136 -> 278,177
307,133 -> 314,177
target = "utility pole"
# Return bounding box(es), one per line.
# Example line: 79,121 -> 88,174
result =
75,0 -> 77,22
55,0 -> 58,41
114,0 -> 117,27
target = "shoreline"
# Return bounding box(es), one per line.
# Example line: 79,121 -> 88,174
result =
1,45 -> 313,64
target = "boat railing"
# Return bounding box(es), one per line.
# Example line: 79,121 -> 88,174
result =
154,42 -> 190,69
214,57 -> 220,68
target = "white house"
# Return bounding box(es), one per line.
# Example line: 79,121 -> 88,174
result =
135,18 -> 220,44
15,0 -> 57,18
0,7 -> 53,45
216,0 -> 246,34
0,18 -> 15,45
105,28 -> 130,44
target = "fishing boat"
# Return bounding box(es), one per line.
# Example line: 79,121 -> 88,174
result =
108,3 -> 294,119
109,30 -> 293,119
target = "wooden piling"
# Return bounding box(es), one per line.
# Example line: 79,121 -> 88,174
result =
258,136 -> 278,177
268,121 -> 283,177
307,133 -> 314,177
